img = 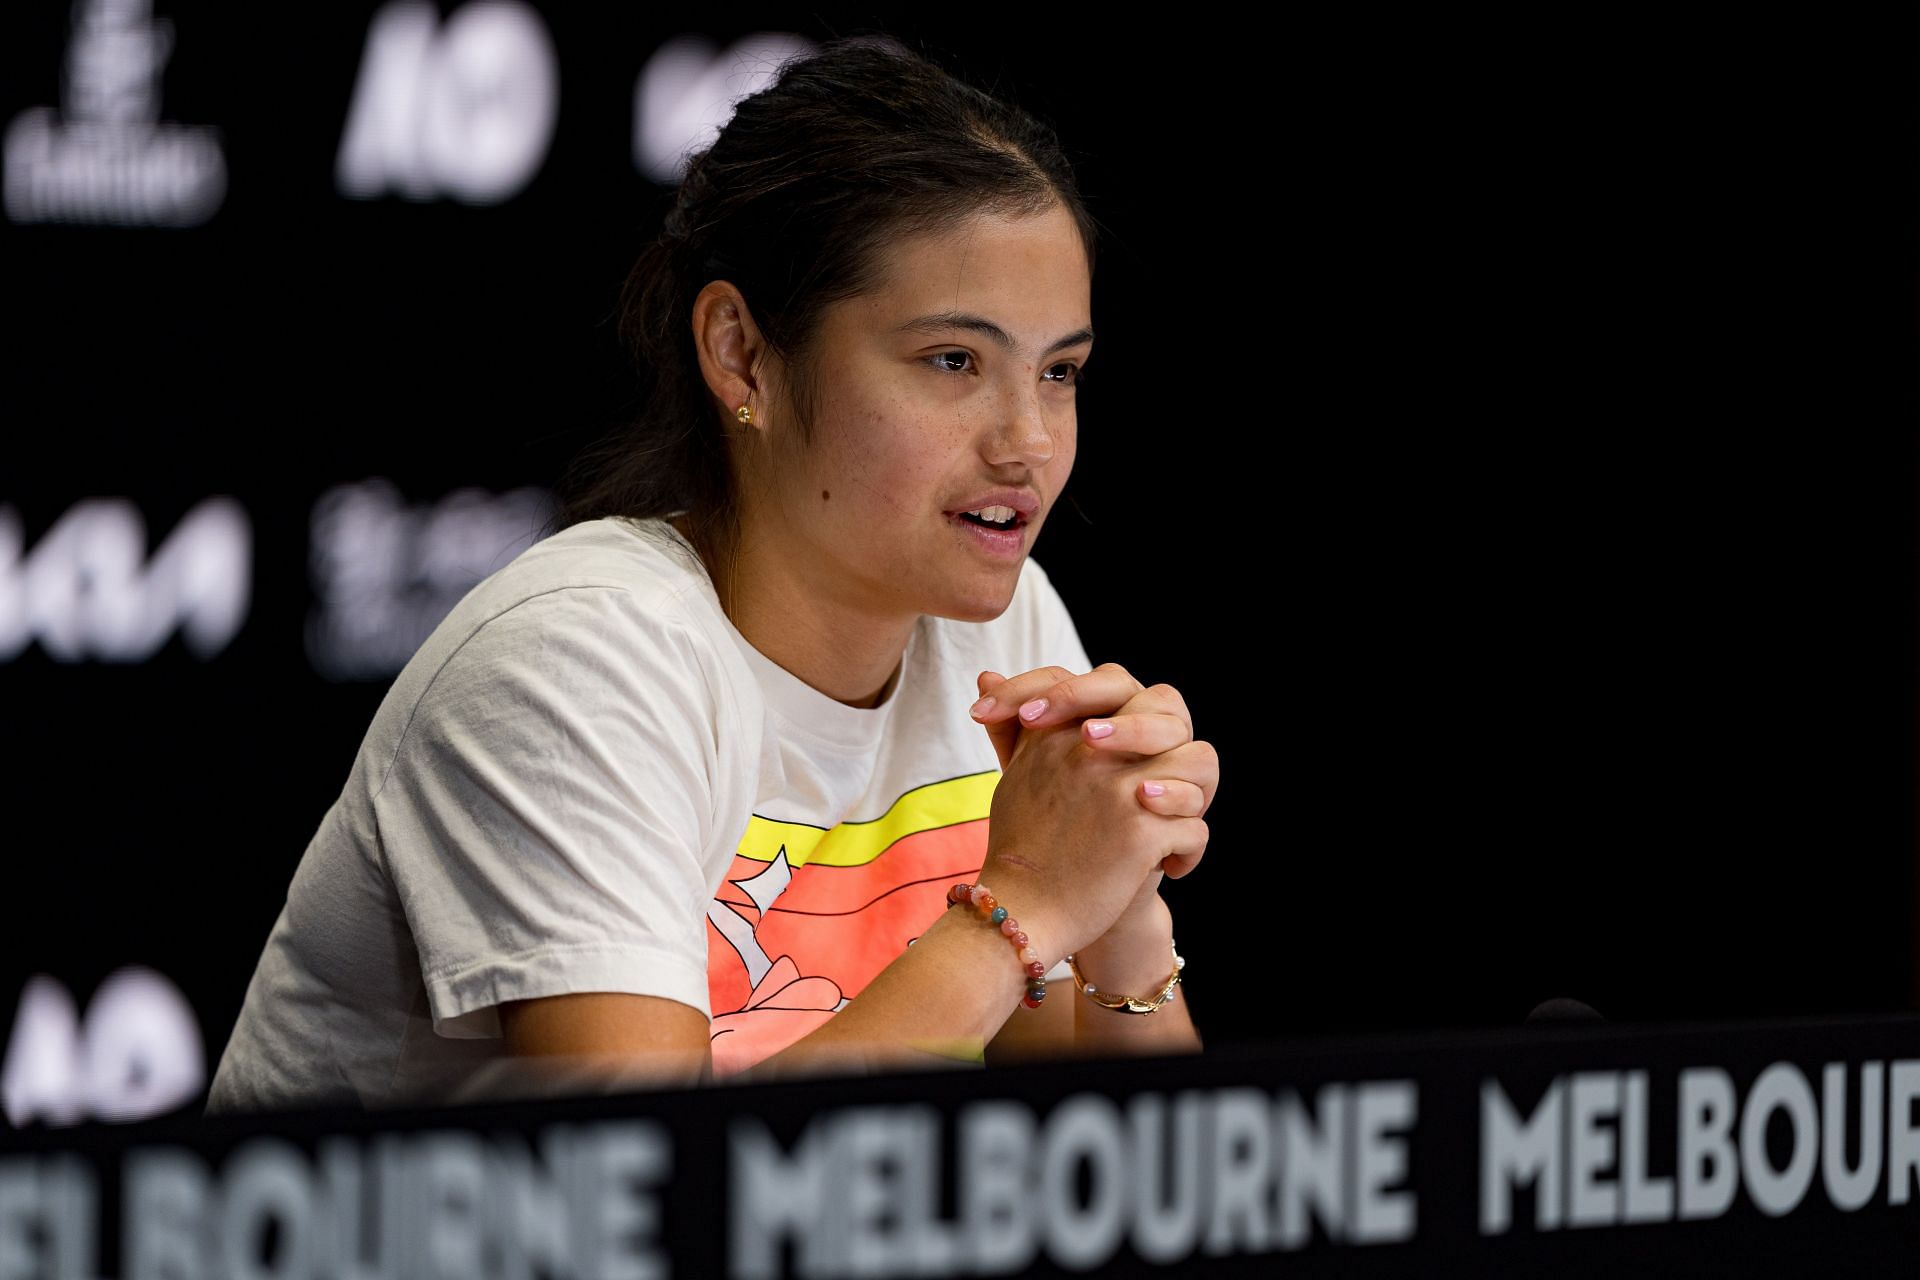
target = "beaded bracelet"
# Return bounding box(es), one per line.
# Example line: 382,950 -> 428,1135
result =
945,882 -> 1047,1008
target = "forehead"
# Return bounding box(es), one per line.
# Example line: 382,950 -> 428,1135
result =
847,204 -> 1091,340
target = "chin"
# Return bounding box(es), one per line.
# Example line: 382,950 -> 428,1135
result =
927,574 -> 1021,625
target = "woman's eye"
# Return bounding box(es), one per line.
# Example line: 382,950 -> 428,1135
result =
927,352 -> 1083,384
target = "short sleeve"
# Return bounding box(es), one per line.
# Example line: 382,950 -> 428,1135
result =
371,586 -> 728,1037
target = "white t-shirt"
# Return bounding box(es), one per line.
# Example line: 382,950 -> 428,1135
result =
206,515 -> 1090,1111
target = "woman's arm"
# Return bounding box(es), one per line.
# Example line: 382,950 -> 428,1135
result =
501,888 -> 1052,1088
979,885 -> 1201,1064
499,675 -> 1214,1089
498,886 -> 1196,1092
981,958 -> 1076,1065
969,667 -> 1214,1061
1063,888 -> 1201,1056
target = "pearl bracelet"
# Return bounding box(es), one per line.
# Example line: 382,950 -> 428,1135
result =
945,883 -> 1047,1009
1064,939 -> 1185,1013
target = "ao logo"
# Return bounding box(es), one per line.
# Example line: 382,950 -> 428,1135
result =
337,0 -> 559,204
0,497 -> 251,663
1,968 -> 204,1127
633,32 -> 816,184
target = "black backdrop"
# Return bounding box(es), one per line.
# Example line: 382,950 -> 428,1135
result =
3,4 -> 1916,1119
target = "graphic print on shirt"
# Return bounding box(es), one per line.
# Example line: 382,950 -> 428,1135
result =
705,770 -> 998,1077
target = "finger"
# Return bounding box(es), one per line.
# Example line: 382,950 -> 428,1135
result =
987,662 -> 1145,729
970,665 -> 1077,724
1110,682 -> 1193,741
1162,849 -> 1205,879
974,671 -> 1021,771
1157,817 -> 1209,880
1082,711 -> 1192,756
1134,739 -> 1220,815
1135,778 -> 1206,817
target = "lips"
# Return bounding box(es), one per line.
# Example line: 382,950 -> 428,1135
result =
945,489 -> 1041,524
948,509 -> 1028,560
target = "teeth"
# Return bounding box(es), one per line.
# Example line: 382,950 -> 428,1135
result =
966,505 -> 1018,524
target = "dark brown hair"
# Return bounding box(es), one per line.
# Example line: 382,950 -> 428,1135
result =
540,34 -> 1098,587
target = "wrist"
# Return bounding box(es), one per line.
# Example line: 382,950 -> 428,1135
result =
971,863 -> 1069,970
1070,897 -> 1176,994
1080,889 -> 1172,953
941,881 -> 1058,1012
917,901 -> 1028,1019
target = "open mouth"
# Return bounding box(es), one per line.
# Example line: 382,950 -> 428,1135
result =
957,509 -> 1026,532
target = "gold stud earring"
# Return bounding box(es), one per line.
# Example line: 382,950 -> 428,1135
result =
735,404 -> 753,424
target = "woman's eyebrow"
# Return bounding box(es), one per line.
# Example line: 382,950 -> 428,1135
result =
896,311 -> 1095,358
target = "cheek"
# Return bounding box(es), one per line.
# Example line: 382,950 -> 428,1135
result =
775,396 -> 875,499
813,401 -> 964,516
1055,417 -> 1079,472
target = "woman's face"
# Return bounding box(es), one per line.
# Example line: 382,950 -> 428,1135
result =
754,201 -> 1092,623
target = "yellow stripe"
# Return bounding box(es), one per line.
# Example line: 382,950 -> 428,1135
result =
738,771 -> 999,868
905,1036 -> 987,1064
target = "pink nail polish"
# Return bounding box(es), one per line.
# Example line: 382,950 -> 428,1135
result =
1085,720 -> 1114,739
1019,698 -> 1048,721
1143,781 -> 1167,797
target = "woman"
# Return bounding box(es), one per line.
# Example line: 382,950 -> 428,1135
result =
206,35 -> 1218,1111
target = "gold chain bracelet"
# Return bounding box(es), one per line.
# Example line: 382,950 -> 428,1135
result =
1063,939 -> 1184,1014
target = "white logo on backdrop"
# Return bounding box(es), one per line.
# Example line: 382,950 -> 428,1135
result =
3,0 -> 227,227
305,478 -> 553,680
337,0 -> 559,205
0,498 -> 251,663
633,32 -> 815,184
1,968 -> 204,1128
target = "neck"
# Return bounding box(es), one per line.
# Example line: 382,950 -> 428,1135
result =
674,512 -> 915,710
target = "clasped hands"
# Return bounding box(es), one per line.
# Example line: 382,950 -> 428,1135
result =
970,663 -> 1218,947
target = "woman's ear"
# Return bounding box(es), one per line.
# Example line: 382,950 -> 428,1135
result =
691,280 -> 772,426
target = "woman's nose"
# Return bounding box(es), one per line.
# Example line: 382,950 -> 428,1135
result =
986,386 -> 1057,469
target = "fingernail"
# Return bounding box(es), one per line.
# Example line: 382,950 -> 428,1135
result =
1142,781 -> 1167,797
1085,720 -> 1114,739
970,696 -> 995,720
1019,698 -> 1048,722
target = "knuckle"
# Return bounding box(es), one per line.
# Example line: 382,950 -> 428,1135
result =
1037,669 -> 1076,703
1162,739 -> 1204,769
1010,665 -> 1069,693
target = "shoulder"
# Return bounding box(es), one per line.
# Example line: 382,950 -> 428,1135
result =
461,515 -> 716,623
371,517 -> 761,781
426,517 -> 727,683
